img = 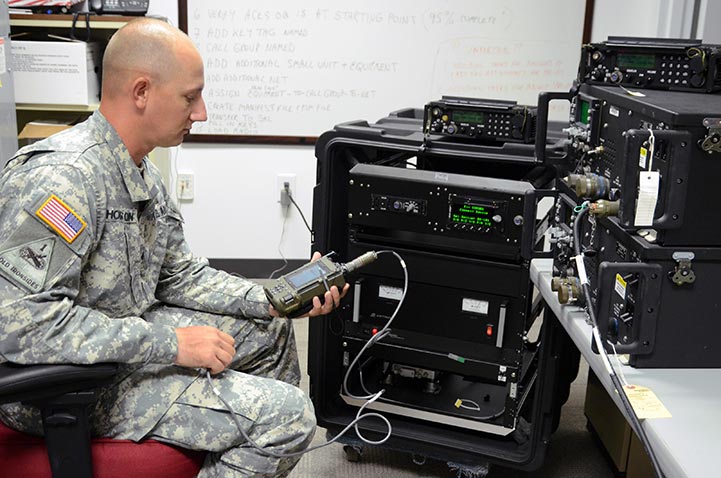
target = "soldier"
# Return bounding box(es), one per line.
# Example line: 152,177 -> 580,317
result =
0,18 -> 346,477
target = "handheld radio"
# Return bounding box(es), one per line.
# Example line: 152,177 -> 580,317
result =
264,251 -> 378,317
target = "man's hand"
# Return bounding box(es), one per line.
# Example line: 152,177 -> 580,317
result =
175,326 -> 235,374
269,251 -> 350,318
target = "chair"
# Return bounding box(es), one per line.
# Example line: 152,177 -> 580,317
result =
0,363 -> 205,478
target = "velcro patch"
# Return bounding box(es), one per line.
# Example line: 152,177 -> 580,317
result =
36,194 -> 87,243
0,237 -> 55,293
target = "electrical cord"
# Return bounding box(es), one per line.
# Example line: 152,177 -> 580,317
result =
287,191 -> 312,236
338,250 -> 406,445
205,249 -> 408,457
205,369 -> 390,457
453,399 -> 506,421
572,205 -> 664,478
342,250 -> 407,402
269,187 -> 309,278
268,205 -> 290,279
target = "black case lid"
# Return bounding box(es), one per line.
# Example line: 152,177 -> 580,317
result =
583,84 -> 721,126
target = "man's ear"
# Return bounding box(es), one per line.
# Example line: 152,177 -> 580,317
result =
131,76 -> 151,109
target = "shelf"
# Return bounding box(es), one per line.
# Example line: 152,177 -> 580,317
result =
10,13 -> 136,30
16,103 -> 99,112
9,13 -> 125,137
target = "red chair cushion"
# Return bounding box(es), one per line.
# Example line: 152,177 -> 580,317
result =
0,421 -> 205,478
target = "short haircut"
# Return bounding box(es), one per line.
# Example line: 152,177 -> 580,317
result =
102,18 -> 193,95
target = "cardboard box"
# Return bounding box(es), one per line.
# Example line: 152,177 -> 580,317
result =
584,370 -> 632,472
584,370 -> 654,478
628,431 -> 656,478
11,40 -> 100,106
17,117 -> 79,146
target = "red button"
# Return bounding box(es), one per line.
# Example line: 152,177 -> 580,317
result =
372,328 -> 378,335
486,326 -> 493,336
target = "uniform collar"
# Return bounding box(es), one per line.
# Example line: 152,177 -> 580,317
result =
89,111 -> 152,203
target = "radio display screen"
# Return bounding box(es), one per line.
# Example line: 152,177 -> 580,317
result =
579,99 -> 591,125
452,110 -> 486,124
449,199 -> 494,227
617,53 -> 655,69
287,261 -> 331,288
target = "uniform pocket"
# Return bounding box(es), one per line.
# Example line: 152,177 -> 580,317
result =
123,222 -> 151,307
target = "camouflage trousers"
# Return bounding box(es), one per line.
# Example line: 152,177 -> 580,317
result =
143,306 -> 316,478
0,305 -> 316,478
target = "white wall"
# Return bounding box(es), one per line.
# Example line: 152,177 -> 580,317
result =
145,0 -> 318,260
149,0 -> 720,261
590,0 -> 716,42
146,0 -> 178,26
697,0 -> 721,43
174,143 -> 317,259
590,0 -> 662,42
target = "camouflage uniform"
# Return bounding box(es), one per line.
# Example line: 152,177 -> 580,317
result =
0,112 -> 315,477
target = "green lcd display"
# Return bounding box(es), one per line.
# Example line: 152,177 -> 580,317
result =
450,201 -> 493,226
579,99 -> 591,125
452,110 -> 486,124
617,53 -> 656,69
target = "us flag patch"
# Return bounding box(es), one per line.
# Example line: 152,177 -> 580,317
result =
36,195 -> 87,243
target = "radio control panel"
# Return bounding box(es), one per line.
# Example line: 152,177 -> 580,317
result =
423,96 -> 537,143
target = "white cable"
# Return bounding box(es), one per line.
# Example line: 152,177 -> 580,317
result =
268,206 -> 290,279
647,128 -> 655,172
206,249 -> 406,456
457,399 -> 481,411
352,391 -> 392,445
610,342 -> 630,387
205,370 -> 391,457
592,326 -> 615,376
342,250 -> 408,401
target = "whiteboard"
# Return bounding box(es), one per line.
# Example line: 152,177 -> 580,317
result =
181,0 -> 587,139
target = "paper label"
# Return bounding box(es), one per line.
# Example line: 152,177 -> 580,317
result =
575,255 -> 589,285
634,171 -> 660,227
626,90 -> 646,97
614,273 -> 627,299
624,384 -> 672,419
638,146 -> 648,168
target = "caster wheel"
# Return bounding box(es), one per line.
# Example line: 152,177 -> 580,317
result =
412,453 -> 427,465
343,444 -> 363,462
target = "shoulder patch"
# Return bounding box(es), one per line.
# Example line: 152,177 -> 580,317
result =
36,194 -> 87,243
0,237 -> 56,293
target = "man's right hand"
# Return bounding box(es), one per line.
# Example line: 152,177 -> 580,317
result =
174,326 -> 236,374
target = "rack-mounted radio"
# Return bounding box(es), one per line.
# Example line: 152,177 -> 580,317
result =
579,37 -> 721,93
424,96 -> 537,143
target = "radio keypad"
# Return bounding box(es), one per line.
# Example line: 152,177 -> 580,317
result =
659,55 -> 692,86
485,114 -> 513,139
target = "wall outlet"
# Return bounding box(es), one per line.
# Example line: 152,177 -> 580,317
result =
177,172 -> 195,200
277,173 -> 296,208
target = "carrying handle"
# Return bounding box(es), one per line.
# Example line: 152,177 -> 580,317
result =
535,90 -> 574,163
619,129 -> 693,230
594,261 -> 662,355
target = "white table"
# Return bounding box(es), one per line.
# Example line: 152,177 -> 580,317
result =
531,258 -> 721,478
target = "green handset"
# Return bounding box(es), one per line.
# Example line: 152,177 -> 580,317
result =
264,251 -> 377,317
